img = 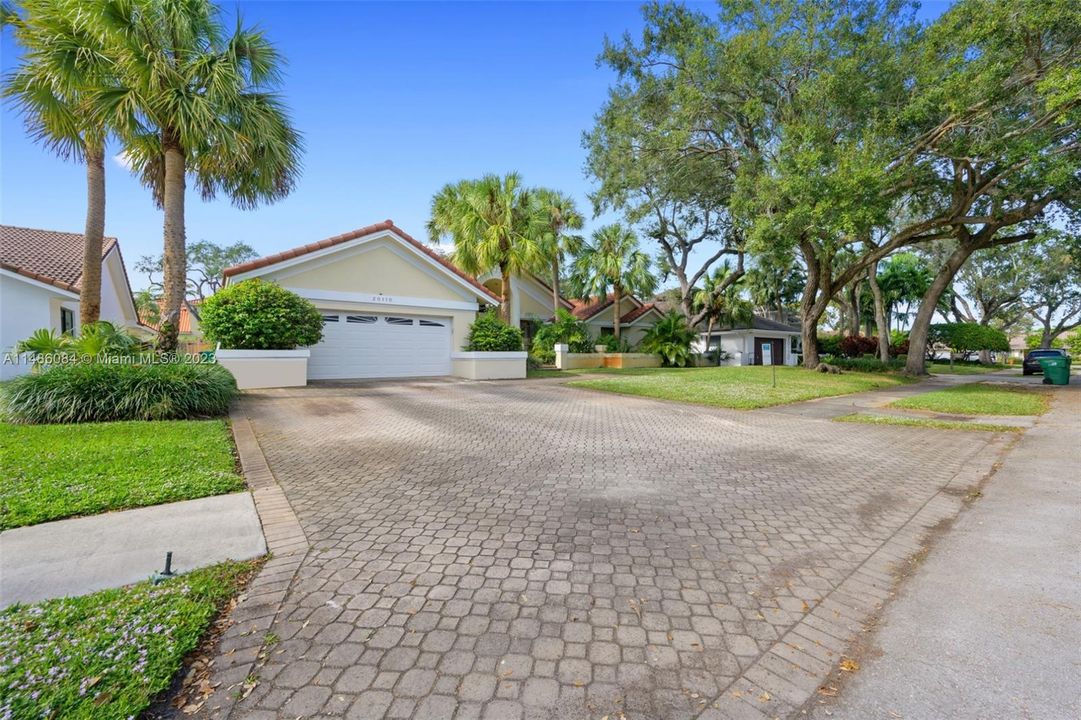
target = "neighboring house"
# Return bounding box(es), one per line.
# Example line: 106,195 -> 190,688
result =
476,270 -> 575,347
222,220 -> 500,380
569,293 -> 664,347
695,315 -> 802,366
139,298 -> 203,337
1,225 -> 141,379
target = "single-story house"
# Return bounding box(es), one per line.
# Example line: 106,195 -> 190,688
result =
695,315 -> 803,365
475,270 -> 575,347
569,294 -> 664,348
1,225 -> 141,379
222,220 -> 501,380
474,270 -> 664,349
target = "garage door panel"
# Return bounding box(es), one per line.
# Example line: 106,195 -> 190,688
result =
308,313 -> 452,380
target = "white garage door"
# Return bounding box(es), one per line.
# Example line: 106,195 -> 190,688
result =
308,312 -> 452,380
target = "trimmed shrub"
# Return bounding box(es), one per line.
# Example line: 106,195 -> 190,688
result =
929,323 -> 1009,358
838,334 -> 879,358
200,279 -> 323,350
0,362 -> 237,424
817,334 -> 842,356
823,355 -> 905,373
531,309 -> 593,364
464,310 -> 523,351
639,310 -> 697,367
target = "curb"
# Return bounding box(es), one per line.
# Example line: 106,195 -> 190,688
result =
195,403 -> 310,719
694,432 -> 1015,719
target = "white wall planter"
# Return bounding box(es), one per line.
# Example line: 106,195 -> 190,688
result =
451,351 -> 527,380
215,348 -> 310,389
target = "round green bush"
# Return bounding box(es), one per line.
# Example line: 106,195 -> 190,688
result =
464,311 -> 523,352
0,362 -> 237,424
200,279 -> 323,350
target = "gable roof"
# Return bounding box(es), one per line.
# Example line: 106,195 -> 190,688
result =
140,299 -> 200,334
0,225 -> 119,293
222,219 -> 500,303
708,314 -> 801,333
570,292 -> 651,323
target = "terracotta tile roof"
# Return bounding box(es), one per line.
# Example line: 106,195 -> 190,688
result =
222,219 -> 500,303
570,295 -> 615,320
570,292 -> 654,323
140,299 -> 198,333
621,302 -> 659,324
0,224 -> 118,293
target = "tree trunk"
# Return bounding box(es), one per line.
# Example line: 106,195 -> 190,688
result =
79,144 -> 106,328
705,316 -> 715,365
905,243 -> 979,375
613,285 -> 622,339
551,256 -> 561,317
158,133 -> 186,353
499,261 -> 513,325
867,261 -> 890,363
798,239 -> 825,369
847,282 -> 860,337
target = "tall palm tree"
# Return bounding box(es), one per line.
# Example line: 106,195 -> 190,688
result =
694,262 -> 753,363
535,189 -> 584,315
101,0 -> 303,352
569,224 -> 656,339
3,0 -> 115,326
427,173 -> 546,324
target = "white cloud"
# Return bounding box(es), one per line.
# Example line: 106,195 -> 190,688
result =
113,151 -> 133,171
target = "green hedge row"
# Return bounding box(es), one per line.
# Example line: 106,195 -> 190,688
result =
1,362 -> 237,424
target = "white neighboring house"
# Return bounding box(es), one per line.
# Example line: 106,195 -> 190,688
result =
696,315 -> 803,366
1,225 -> 141,379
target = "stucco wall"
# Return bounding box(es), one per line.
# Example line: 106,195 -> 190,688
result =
451,352 -> 527,380
215,350 -> 309,389
268,240 -> 471,303
0,274 -> 79,379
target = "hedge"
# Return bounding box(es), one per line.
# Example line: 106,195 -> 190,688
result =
0,362 -> 237,424
463,311 -> 523,352
200,279 -> 323,350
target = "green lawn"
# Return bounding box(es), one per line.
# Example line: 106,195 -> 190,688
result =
568,366 -> 912,409
0,420 -> 245,530
0,561 -> 256,720
928,362 -> 1010,375
834,413 -> 1021,433
891,382 -> 1049,416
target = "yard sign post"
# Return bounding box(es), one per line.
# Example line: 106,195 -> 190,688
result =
763,342 -> 776,387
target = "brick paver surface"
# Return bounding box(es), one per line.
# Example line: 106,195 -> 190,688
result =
228,380 -> 991,719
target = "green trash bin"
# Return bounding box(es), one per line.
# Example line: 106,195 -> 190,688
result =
1038,356 -> 1071,385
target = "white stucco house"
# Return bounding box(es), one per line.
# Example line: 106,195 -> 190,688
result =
0,225 -> 141,379
696,315 -> 803,366
221,220 -> 503,381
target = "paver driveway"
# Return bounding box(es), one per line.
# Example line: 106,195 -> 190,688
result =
227,379 -> 995,720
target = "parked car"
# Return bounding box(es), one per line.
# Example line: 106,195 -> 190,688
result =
1022,347 -> 1070,375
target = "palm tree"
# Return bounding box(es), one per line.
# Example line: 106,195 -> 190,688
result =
535,189 -> 584,315
427,173 -> 546,324
101,0 -> 303,352
3,0 -> 115,326
569,224 -> 656,339
694,263 -> 753,364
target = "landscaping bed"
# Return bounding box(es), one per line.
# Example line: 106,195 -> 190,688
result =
0,560 -> 257,720
568,366 -> 912,409
0,419 -> 245,530
891,382 -> 1048,416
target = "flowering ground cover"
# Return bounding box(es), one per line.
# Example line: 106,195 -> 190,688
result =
0,560 -> 256,719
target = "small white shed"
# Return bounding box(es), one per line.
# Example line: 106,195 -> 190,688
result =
696,315 -> 802,366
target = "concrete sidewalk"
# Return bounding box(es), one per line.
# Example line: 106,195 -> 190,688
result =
0,492 -> 266,607
809,384 -> 1081,720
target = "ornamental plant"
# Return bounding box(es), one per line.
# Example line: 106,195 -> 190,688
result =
639,310 -> 697,367
530,309 -> 593,364
463,310 -> 523,352
200,279 -> 323,350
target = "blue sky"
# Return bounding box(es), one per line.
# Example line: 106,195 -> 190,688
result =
1,1 -> 953,290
